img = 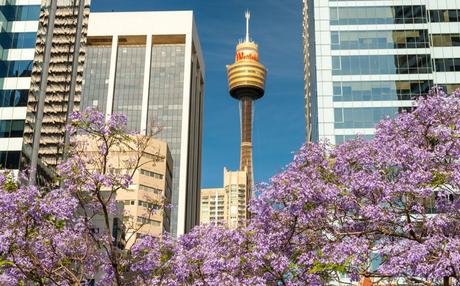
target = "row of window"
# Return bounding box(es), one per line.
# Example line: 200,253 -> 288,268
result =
331,30 -> 429,50
123,200 -> 160,210
330,7 -> 460,26
330,6 -> 427,25
333,80 -> 433,102
332,55 -> 432,75
0,120 -> 24,138
0,60 -> 33,78
0,5 -> 40,21
137,217 -> 161,226
334,107 -> 409,129
335,135 -> 375,145
430,10 -> 460,23
0,151 -> 20,169
0,32 -> 36,50
139,169 -> 164,180
0,89 -> 28,107
139,184 -> 163,195
332,31 -> 460,50
431,34 -> 460,47
138,200 -> 160,210
434,58 -> 460,73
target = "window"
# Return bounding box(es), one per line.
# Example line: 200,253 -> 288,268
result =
431,34 -> 460,47
123,200 -> 136,206
81,44 -> 112,114
140,169 -> 164,179
333,80 -> 432,102
335,135 -> 375,144
330,6 -> 427,25
430,10 -> 460,22
139,184 -> 163,195
434,58 -> 460,72
137,217 -> 161,226
0,32 -> 36,49
334,107 -> 409,129
0,90 -> 28,107
331,30 -> 429,50
0,5 -> 41,21
0,60 -> 33,77
0,151 -> 21,169
139,200 -> 160,210
0,120 -> 25,138
113,41 -> 146,131
332,55 -> 432,75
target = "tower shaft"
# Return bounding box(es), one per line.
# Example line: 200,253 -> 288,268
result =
240,97 -> 254,193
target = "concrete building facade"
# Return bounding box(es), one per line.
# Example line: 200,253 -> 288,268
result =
23,0 -> 90,183
82,11 -> 205,236
200,168 -> 248,229
82,136 -> 173,248
305,0 -> 460,144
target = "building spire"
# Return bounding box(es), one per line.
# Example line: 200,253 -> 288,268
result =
245,10 -> 250,42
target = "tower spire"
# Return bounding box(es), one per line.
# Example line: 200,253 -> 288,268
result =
245,10 -> 250,42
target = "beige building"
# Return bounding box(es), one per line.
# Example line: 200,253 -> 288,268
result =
200,168 -> 248,229
81,135 -> 172,248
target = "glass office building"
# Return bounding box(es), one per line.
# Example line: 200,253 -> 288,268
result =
0,0 -> 40,169
82,12 -> 205,237
306,0 -> 460,144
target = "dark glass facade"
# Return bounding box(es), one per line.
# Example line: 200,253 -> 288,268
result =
333,80 -> 432,102
113,44 -> 146,131
81,43 -> 112,114
147,44 -> 186,234
331,30 -> 429,50
332,55 -> 432,75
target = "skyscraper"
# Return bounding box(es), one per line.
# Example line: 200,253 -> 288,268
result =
81,11 -> 205,236
0,0 -> 89,182
305,0 -> 460,144
23,0 -> 90,183
0,1 -> 41,170
226,11 -> 267,197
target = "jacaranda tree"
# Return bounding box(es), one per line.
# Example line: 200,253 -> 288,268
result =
0,88 -> 459,285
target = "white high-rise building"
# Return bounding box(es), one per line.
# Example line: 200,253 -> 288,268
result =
305,0 -> 460,144
82,11 -> 205,236
0,0 -> 41,170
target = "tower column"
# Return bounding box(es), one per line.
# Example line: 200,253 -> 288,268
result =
240,97 -> 254,191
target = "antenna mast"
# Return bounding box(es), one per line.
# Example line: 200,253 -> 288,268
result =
245,10 -> 250,42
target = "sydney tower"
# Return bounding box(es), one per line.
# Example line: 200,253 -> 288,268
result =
227,11 -> 267,198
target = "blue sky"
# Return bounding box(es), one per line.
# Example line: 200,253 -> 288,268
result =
92,0 -> 306,188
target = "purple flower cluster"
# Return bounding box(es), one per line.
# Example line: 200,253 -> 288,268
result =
1,88 -> 459,285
